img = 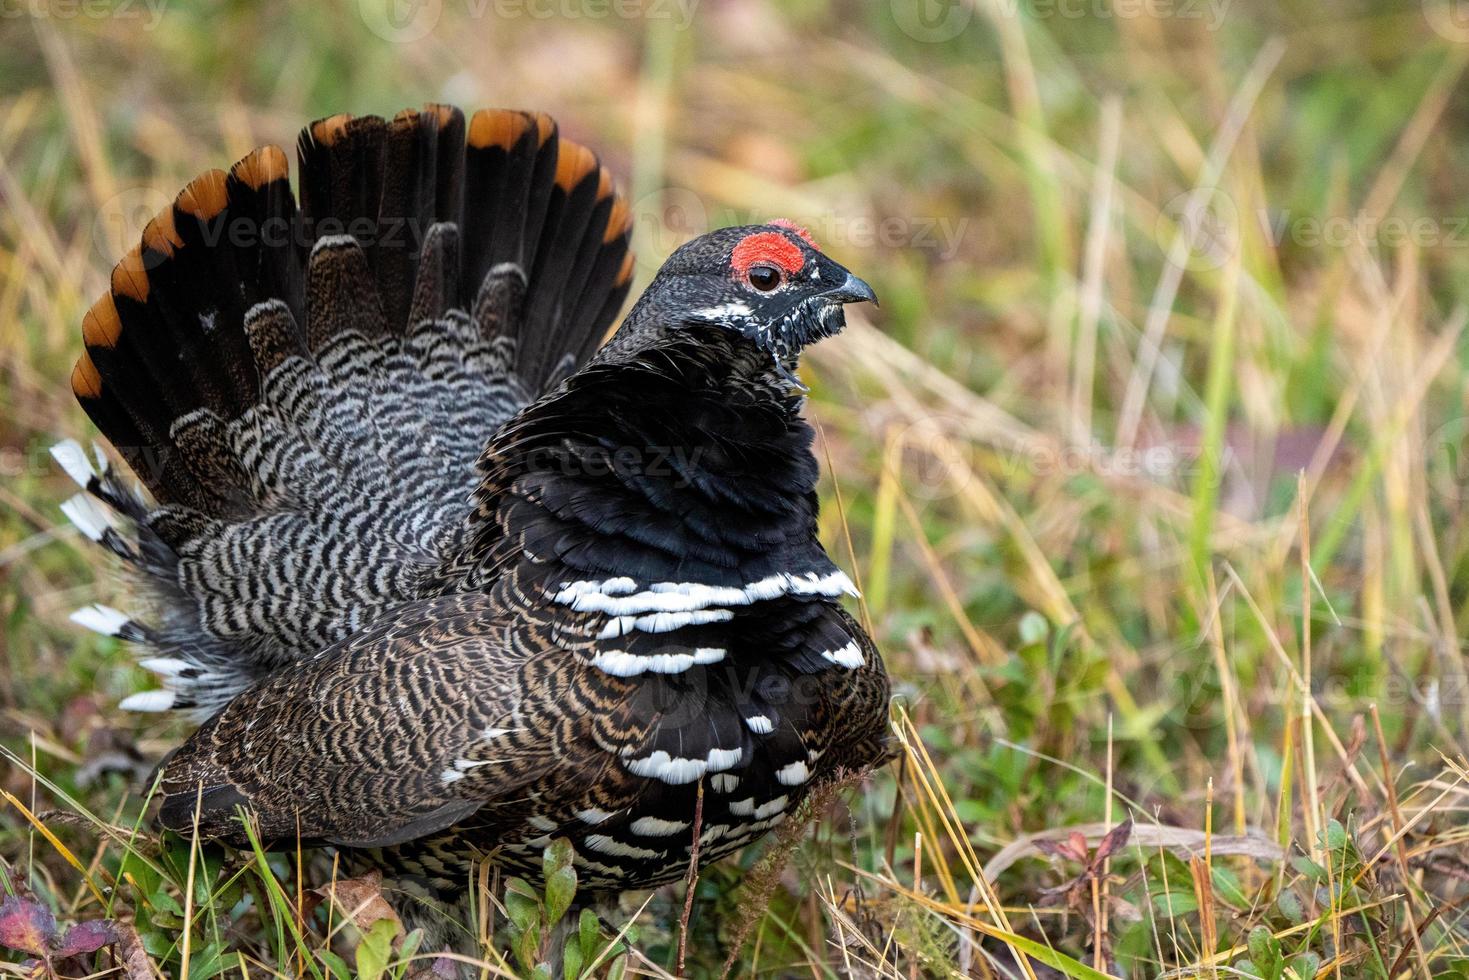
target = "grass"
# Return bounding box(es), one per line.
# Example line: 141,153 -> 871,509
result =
5,0 -> 1469,975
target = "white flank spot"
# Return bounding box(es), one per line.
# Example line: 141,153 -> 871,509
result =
754,795 -> 789,820
630,816 -> 689,837
577,808 -> 614,825
776,760 -> 810,786
528,815 -> 558,832
50,440 -> 95,488
822,641 -> 865,669
584,834 -> 662,860
590,647 -> 725,677
139,657 -> 191,678
440,769 -> 466,784
70,605 -> 129,637
597,609 -> 733,640
706,747 -> 742,772
559,570 -> 859,618
729,797 -> 756,817
61,494 -> 115,542
710,773 -> 740,793
119,690 -> 174,712
628,746 -> 742,784
91,442 -> 110,474
483,727 -> 512,739
699,824 -> 730,845
627,751 -> 706,784
744,714 -> 774,734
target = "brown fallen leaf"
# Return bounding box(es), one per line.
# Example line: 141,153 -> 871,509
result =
311,869 -> 405,941
111,920 -> 157,980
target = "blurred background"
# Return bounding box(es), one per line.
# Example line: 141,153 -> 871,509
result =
6,0 -> 1469,976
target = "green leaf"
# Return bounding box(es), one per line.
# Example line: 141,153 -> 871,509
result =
1275,888 -> 1305,924
1247,926 -> 1283,980
1152,892 -> 1198,918
1018,611 -> 1049,646
1291,855 -> 1327,882
578,908 -> 600,963
1210,865 -> 1249,907
514,925 -> 540,973
504,879 -> 541,936
562,941 -> 583,980
545,866 -> 577,926
354,917 -> 398,980
317,950 -> 352,980
543,838 -> 575,877
1287,951 -> 1321,979
392,929 -> 424,979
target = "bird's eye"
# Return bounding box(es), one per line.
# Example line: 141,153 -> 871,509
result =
747,264 -> 782,291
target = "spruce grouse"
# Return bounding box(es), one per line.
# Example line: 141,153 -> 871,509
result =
55,105 -> 890,905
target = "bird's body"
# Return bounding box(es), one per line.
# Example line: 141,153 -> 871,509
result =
56,105 -> 889,905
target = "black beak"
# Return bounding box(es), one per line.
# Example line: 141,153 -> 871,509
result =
824,272 -> 879,307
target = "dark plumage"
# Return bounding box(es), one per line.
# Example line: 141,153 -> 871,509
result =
55,105 -> 890,906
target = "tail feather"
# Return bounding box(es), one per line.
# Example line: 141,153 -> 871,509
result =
60,104 -> 635,716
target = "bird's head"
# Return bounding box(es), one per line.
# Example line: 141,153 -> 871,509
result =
610,220 -> 877,386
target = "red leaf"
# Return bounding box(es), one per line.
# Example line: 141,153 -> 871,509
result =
0,896 -> 57,957
1092,817 -> 1134,866
55,919 -> 118,958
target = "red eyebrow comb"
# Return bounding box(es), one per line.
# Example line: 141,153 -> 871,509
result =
732,231 -> 805,276
769,218 -> 819,250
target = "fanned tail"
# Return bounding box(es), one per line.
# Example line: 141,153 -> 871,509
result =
59,104 -> 634,716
